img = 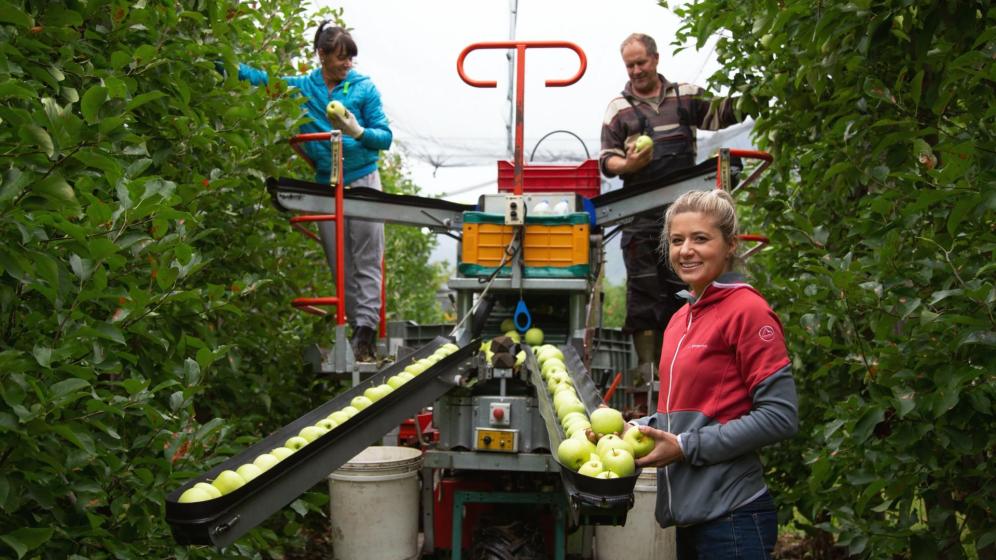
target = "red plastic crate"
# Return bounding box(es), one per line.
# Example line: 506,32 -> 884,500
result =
497,160 -> 600,199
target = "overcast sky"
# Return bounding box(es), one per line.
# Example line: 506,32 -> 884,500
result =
321,0 -> 748,281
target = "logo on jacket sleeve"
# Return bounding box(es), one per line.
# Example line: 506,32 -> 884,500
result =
758,325 -> 775,342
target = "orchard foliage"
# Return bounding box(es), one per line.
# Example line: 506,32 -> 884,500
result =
0,1 -> 441,558
671,0 -> 994,557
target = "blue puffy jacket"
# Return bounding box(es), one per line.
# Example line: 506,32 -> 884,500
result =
238,65 -> 393,185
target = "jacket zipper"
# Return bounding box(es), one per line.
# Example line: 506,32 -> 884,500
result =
663,302 -> 695,519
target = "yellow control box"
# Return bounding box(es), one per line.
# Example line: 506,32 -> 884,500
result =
474,428 -> 518,452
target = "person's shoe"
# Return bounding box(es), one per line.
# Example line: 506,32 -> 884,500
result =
350,326 -> 377,362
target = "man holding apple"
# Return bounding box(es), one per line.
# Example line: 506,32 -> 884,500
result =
598,33 -> 742,377
236,22 -> 392,361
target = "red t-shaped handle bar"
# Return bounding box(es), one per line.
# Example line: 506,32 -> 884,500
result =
457,41 -> 587,195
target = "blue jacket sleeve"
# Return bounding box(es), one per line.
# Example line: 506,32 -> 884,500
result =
681,365 -> 799,466
237,64 -> 270,86
356,83 -> 392,151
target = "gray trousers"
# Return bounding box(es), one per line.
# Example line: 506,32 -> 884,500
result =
316,171 -> 384,330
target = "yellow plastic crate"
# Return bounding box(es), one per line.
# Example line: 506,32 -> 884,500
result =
460,212 -> 589,277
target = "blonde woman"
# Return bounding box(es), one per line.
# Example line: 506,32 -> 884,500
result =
626,189 -> 799,559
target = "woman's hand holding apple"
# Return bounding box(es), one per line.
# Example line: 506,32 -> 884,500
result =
631,425 -> 684,468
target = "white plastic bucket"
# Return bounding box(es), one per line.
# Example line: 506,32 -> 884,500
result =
328,446 -> 424,560
594,468 -> 676,560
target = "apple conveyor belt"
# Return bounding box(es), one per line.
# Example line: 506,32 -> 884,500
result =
527,341 -> 641,528
264,156 -> 724,230
164,336 -> 478,548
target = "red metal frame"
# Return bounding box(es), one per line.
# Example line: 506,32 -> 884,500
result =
715,148 -> 774,259
286,132 -> 389,333
457,41 -> 587,195
715,148 -> 773,192
287,132 -> 347,324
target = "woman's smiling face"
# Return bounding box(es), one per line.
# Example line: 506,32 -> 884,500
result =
667,211 -> 737,294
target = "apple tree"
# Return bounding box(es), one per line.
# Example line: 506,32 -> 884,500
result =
0,1 -> 443,558
668,0 -> 994,557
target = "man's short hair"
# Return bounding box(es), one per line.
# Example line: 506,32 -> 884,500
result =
621,33 -> 658,56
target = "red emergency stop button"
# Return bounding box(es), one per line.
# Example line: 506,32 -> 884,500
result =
493,407 -> 504,421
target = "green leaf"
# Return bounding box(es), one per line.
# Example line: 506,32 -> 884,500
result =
0,80 -> 36,100
51,378 -> 91,398
30,174 -> 79,210
1,527 -> 52,560
20,125 -> 55,158
80,85 -> 108,124
0,6 -> 33,28
852,407 -> 884,444
125,91 -> 167,113
32,346 -> 52,368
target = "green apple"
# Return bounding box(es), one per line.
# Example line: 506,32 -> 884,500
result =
315,418 -> 339,431
503,330 -> 520,342
578,456 -> 605,478
524,327 -> 544,346
553,390 -> 581,409
541,359 -> 567,378
235,463 -> 263,483
350,395 -> 373,411
537,347 -> 564,364
546,371 -> 570,393
211,470 -> 246,495
590,407 -> 625,436
596,470 -> 620,479
523,327 -> 543,346
179,486 -> 216,503
514,350 -> 526,367
253,453 -> 280,472
326,100 -> 346,119
194,482 -> 222,499
571,428 -> 594,442
327,410 -> 351,424
623,427 -> 655,458
284,436 -> 309,450
340,406 -> 360,418
299,425 -> 329,442
269,447 -> 295,460
557,400 -> 587,419
404,362 -> 427,376
560,410 -> 588,428
565,419 -> 592,437
596,433 -> 634,457
441,342 -> 460,354
386,375 -> 407,389
552,382 -> 576,396
601,447 -> 636,477
396,371 -> 415,382
557,437 -> 597,471
363,384 -> 392,402
500,318 -> 515,332
635,134 -> 653,152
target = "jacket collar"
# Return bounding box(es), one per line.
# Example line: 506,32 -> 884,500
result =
309,68 -> 365,91
678,271 -> 752,307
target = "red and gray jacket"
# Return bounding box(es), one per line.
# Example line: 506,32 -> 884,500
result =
634,271 -> 799,527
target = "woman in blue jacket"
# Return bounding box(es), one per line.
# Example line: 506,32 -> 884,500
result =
238,22 -> 393,361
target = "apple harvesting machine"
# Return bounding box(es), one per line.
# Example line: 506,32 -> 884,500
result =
165,41 -> 772,557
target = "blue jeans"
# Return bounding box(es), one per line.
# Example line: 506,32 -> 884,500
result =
675,491 -> 777,560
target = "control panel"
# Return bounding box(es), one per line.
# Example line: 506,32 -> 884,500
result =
474,428 -> 518,452
504,195 -> 524,225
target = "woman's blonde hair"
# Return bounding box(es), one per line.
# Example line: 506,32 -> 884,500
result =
660,189 -> 739,264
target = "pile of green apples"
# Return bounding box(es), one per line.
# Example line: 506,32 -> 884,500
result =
535,346 -> 654,479
176,342 -> 461,503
